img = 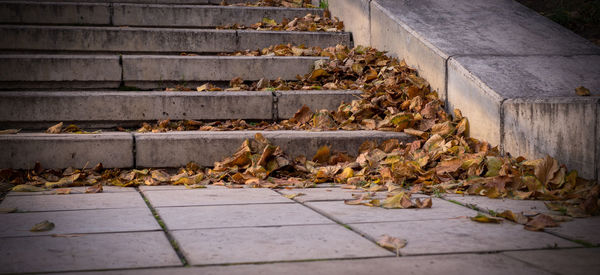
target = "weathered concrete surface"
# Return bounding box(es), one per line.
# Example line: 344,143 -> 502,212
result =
546,217 -> 600,245
350,219 -> 579,255
0,91 -> 274,125
279,188 -> 387,202
171,224 -> 392,265
7,186 -> 135,196
275,90 -> 362,119
328,0 -> 371,46
0,192 -> 147,211
113,4 -> 323,27
22,0 -> 250,3
504,248 -> 600,275
135,130 -> 413,167
62,254 -> 553,275
0,1 -> 110,25
0,232 -> 181,274
367,0 -> 600,99
142,188 -> 290,207
157,203 -> 333,230
237,30 -> 351,50
1,26 -> 349,52
0,132 -> 133,169
0,54 -> 121,89
0,208 -> 160,237
445,195 -> 559,216
306,199 -> 477,223
122,56 -> 324,88
449,55 -> 600,180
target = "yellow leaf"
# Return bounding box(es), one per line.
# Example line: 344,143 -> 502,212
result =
262,17 -> 277,26
30,220 -> 55,232
575,86 -> 590,96
12,184 -> 45,192
470,213 -> 503,223
312,145 -> 331,164
284,193 -> 305,199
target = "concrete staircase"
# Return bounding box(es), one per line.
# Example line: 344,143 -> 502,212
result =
0,0 -> 412,169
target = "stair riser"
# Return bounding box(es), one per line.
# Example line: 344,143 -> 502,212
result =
0,90 -> 361,128
0,26 -> 350,53
0,2 -> 322,27
0,131 -> 413,169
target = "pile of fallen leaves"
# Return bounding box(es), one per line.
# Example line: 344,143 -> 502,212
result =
220,44 -> 324,57
217,13 -> 343,32
225,0 -> 316,9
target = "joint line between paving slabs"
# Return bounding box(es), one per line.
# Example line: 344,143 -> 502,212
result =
136,187 -> 189,266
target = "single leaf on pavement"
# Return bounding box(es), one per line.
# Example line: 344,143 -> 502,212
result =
30,220 -> 55,232
377,234 -> 407,256
470,213 -> 503,223
498,210 -> 528,224
46,122 -> 63,134
0,129 -> 20,134
85,183 -> 103,193
12,184 -> 45,192
575,86 -> 590,96
525,214 -> 559,231
284,193 -> 305,199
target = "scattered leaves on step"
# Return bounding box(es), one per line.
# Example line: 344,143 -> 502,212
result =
226,0 -> 316,8
377,234 -> 407,256
575,86 -> 591,96
45,122 -> 100,134
30,220 -> 55,232
218,13 -> 343,32
470,213 -> 504,223
0,129 -> 20,135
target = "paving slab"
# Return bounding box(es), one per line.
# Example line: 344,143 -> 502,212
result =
546,216 -> 600,245
0,192 -> 147,212
306,198 -> 477,223
113,4 -> 323,27
448,55 -> 600,180
135,130 -> 413,167
0,54 -> 121,89
445,195 -> 559,215
0,231 -> 180,274
61,253 -> 552,275
0,91 -> 274,125
7,186 -> 135,196
504,248 -> 600,275
157,203 -> 332,230
279,188 -> 388,202
275,90 -> 362,119
0,132 -> 133,169
0,208 -> 159,237
368,0 -> 600,98
172,224 -> 392,265
350,218 -> 579,255
0,1 -> 110,25
142,188 -> 290,207
122,55 -> 325,88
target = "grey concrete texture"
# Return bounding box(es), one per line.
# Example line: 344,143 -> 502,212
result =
171,224 -> 393,265
113,4 -> 324,27
7,186 -> 135,196
276,90 -> 362,119
546,217 -> 600,245
279,187 -> 387,202
0,91 -> 274,123
0,54 -> 121,88
122,56 -> 325,86
134,130 -> 413,167
61,254 -> 553,275
0,1 -> 110,25
0,208 -> 160,237
449,55 -> 600,180
156,203 -> 333,230
306,199 -> 477,223
142,188 -> 291,207
21,0 -> 249,3
504,248 -> 600,275
0,192 -> 147,212
0,232 -> 181,274
0,132 -> 134,169
0,25 -> 349,52
349,219 -> 579,255
445,195 -> 559,215
328,0 -> 371,47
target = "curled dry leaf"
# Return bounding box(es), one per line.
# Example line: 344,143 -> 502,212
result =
30,220 -> 55,232
85,183 -> 103,193
0,129 -> 20,135
470,213 -> 504,223
377,234 -> 407,256
524,213 -> 559,231
575,86 -> 591,96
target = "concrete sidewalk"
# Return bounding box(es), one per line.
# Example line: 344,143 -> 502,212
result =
1,185 -> 598,274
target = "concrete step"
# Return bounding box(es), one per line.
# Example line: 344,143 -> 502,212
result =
0,131 -> 413,169
0,25 -> 351,53
13,0 -> 249,4
0,2 -> 323,27
0,90 -> 361,129
0,54 -> 326,89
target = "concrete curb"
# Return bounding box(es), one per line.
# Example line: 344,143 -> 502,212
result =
0,25 -> 350,52
135,130 -> 414,167
0,2 -> 323,27
329,0 -> 600,180
0,90 -> 362,128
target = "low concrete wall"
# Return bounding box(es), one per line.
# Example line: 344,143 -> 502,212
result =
329,0 -> 600,180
